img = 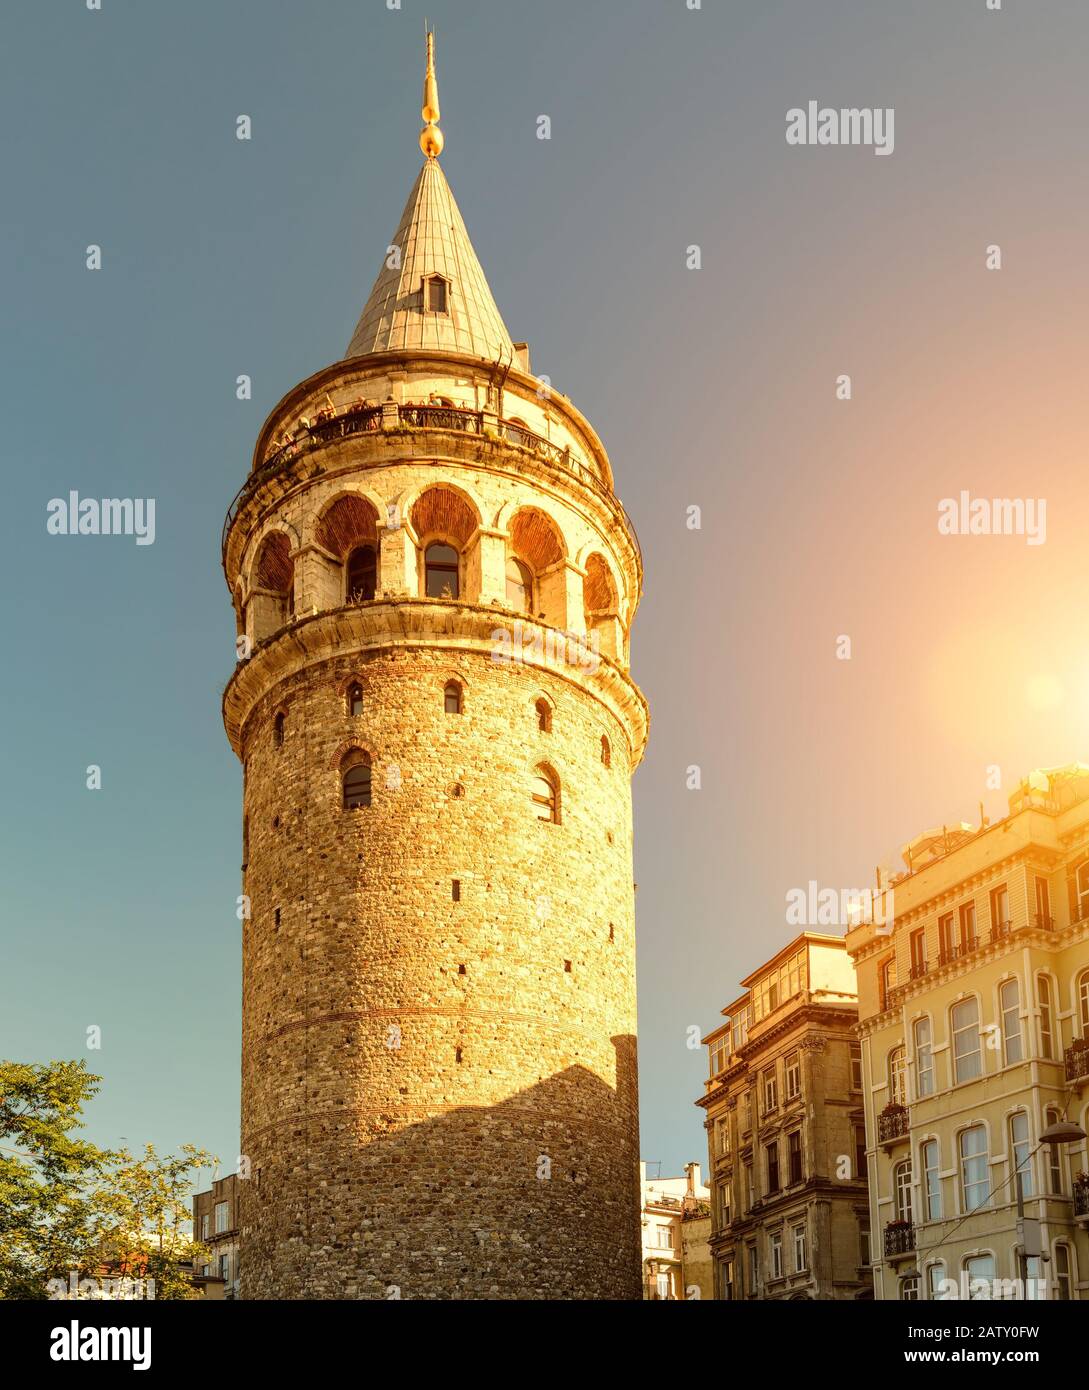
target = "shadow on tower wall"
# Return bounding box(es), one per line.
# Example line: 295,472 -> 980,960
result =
240,1034 -> 640,1301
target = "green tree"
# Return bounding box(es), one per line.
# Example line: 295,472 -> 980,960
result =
0,1060 -> 216,1300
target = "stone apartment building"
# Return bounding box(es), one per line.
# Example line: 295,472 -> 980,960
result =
640,1161 -> 712,1299
192,1173 -> 240,1299
847,764 -> 1089,1300
698,934 -> 871,1299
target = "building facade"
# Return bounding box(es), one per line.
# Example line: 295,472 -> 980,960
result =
192,1173 -> 240,1299
698,934 -> 870,1300
640,1161 -> 712,1299
847,764 -> 1089,1300
221,38 -> 647,1299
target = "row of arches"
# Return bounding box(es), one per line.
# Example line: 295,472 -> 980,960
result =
239,484 -> 625,656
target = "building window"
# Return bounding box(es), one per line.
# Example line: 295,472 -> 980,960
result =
914,1018 -> 934,1098
342,756 -> 372,809
926,1262 -> 945,1300
743,1161 -> 753,1213
346,544 -> 377,602
788,1129 -> 803,1185
1000,977 -> 1022,1064
1045,1107 -> 1064,1194
201,1214 -> 210,1240
990,883 -> 1010,935
1037,975 -> 1054,1059
731,1008 -> 750,1054
964,1254 -> 996,1299
347,682 -> 364,716
858,1223 -> 871,1268
600,734 -> 611,768
531,766 -> 559,824
747,1244 -> 758,1296
1080,970 -> 1089,1036
214,1200 -> 229,1234
1034,875 -> 1051,927
899,1274 -> 920,1301
1053,1244 -> 1072,1300
1009,1111 -> 1033,1199
425,275 -> 448,313
850,1042 -> 863,1091
750,948 -> 807,1022
894,1160 -> 913,1223
888,1045 -> 907,1106
656,1223 -> 674,1250
273,711 -> 285,747
959,901 -> 977,952
505,555 -> 533,613
534,698 -> 551,733
909,928 -> 926,976
424,542 -> 459,598
218,1252 -> 230,1281
951,998 -> 982,1083
721,1257 -> 735,1301
765,1140 -> 780,1195
1077,862 -> 1089,923
880,958 -> 896,1010
784,1051 -> 800,1100
959,1125 -> 990,1212
938,912 -> 956,962
769,1230 -> 783,1280
709,1038 -> 728,1077
762,1067 -> 778,1114
922,1139 -> 942,1221
792,1223 -> 807,1273
740,1091 -> 751,1134
855,1125 -> 867,1181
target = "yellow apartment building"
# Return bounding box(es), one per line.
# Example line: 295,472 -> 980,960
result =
847,764 -> 1089,1300
698,934 -> 871,1299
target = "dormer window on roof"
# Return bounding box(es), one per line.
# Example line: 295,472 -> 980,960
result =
425,275 -> 449,314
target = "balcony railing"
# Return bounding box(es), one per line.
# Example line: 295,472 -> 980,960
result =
1065,1044 -> 1089,1084
1034,913 -> 1055,931
884,1222 -> 915,1257
878,1105 -> 910,1144
222,400 -> 641,569
990,919 -> 1012,943
1074,1183 -> 1089,1219
937,945 -> 960,967
908,961 -> 928,981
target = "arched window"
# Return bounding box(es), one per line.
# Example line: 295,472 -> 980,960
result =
535,699 -> 551,733
893,1160 -> 913,1223
273,712 -> 285,747
913,1018 -> 933,1098
1037,975 -> 1054,1059
342,755 -> 372,810
601,735 -> 611,769
1079,970 -> 1089,1036
425,543 -> 460,599
951,998 -> 982,1083
1046,1107 -> 1064,1194
959,1125 -> 989,1212
346,545 -> 377,602
444,681 -> 463,715
888,1045 -> 907,1106
532,766 -> 559,824
347,683 -> 364,717
1000,977 -> 1022,1063
506,556 -> 533,613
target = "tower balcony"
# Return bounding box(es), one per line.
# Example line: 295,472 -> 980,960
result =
222,397 -> 640,574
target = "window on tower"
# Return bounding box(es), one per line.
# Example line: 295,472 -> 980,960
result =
346,545 -> 377,602
425,275 -> 448,313
532,765 -> 560,824
601,734 -> 611,768
425,543 -> 460,599
273,711 -> 285,747
342,754 -> 372,810
444,681 -> 463,715
505,556 -> 533,614
535,699 -> 552,733
347,682 -> 364,716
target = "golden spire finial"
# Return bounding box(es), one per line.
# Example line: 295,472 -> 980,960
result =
420,28 -> 443,159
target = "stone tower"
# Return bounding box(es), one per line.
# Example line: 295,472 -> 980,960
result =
221,36 -> 647,1300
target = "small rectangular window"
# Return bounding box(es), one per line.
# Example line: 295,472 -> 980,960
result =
452,879 -> 460,902
427,278 -> 447,313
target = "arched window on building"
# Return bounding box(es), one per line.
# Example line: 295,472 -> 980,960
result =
273,712 -> 285,748
893,1160 -> 913,1223
506,556 -> 534,613
601,734 -> 611,769
532,766 -> 559,824
535,699 -> 551,733
342,754 -> 372,810
425,543 -> 460,599
1037,974 -> 1055,1059
888,1045 -> 907,1106
346,545 -> 377,602
1079,969 -> 1089,1036
1076,861 -> 1089,923
347,682 -> 364,717
444,681 -> 463,715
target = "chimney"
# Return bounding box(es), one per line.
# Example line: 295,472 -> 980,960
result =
685,1161 -> 701,1196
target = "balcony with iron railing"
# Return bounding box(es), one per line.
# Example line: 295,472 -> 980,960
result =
1065,1042 -> 1089,1085
222,400 -> 641,570
877,1104 -> 910,1147
1074,1181 -> 1089,1220
883,1221 -> 915,1258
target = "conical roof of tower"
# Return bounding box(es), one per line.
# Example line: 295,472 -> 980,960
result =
345,157 -> 515,362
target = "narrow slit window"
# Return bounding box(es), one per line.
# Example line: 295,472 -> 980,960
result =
444,681 -> 463,715
347,682 -> 364,716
